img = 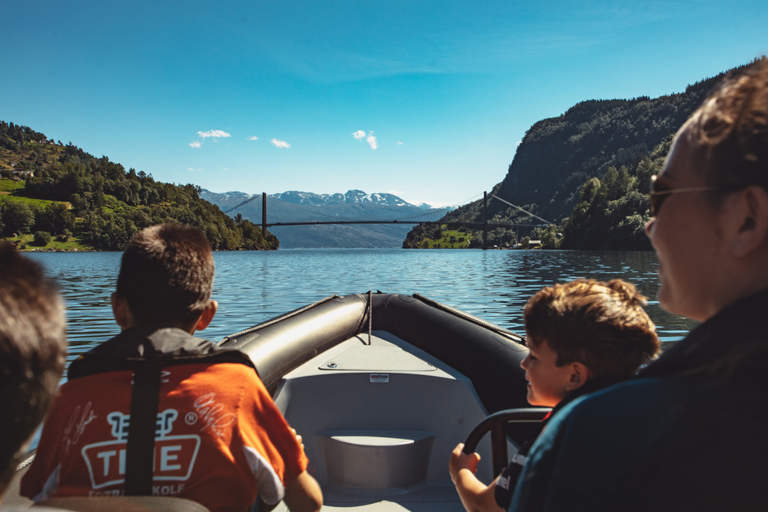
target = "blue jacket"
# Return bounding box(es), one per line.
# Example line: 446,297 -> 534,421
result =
509,288 -> 768,512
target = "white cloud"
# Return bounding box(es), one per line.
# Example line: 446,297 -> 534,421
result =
366,132 -> 378,150
397,141 -> 404,145
353,129 -> 378,149
249,136 -> 259,141
187,167 -> 203,171
516,141 -> 522,146
271,138 -> 291,149
223,167 -> 230,171
189,141 -> 201,148
198,130 -> 231,139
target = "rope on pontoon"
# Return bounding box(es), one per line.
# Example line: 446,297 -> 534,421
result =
218,294 -> 340,344
367,290 -> 373,345
412,293 -> 525,344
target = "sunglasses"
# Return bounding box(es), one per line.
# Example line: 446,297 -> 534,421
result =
648,175 -> 717,216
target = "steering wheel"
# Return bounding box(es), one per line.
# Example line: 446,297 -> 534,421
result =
462,408 -> 551,477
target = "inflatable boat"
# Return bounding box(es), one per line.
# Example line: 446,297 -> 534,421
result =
9,292 -> 546,512
219,292 -> 544,512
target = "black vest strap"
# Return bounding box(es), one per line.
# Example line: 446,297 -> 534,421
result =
124,362 -> 162,496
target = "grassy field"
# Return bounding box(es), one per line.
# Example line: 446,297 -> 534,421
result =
0,178 -> 86,251
0,193 -> 58,208
0,179 -> 25,193
425,227 -> 472,248
8,233 -> 90,252
0,178 -> 73,210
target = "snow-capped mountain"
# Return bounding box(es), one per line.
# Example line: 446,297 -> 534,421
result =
200,189 -> 449,248
230,190 -> 416,207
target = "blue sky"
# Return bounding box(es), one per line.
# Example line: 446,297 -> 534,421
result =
2,1 -> 767,207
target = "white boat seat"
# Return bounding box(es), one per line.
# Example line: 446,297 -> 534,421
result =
319,431 -> 434,488
274,332 -> 505,489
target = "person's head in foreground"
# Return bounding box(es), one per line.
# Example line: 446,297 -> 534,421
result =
112,223 -> 217,333
646,57 -> 768,322
521,278 -> 660,407
0,243 -> 66,501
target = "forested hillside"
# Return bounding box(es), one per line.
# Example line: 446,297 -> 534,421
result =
557,137 -> 671,250
0,121 -> 278,251
404,61 -> 756,250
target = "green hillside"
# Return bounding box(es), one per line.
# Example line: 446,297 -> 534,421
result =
0,121 -> 278,251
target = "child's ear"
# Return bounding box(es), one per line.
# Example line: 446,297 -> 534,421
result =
111,292 -> 133,330
193,300 -> 218,332
565,362 -> 590,391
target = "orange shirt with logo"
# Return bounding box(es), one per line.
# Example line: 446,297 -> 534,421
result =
22,362 -> 308,512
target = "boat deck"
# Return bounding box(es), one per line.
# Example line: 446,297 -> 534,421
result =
271,330 -> 512,512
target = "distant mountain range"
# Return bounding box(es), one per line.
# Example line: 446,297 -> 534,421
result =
275,189 -> 436,209
201,189 -> 447,248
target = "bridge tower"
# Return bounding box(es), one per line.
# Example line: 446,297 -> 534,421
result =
262,192 -> 267,236
482,191 -> 488,250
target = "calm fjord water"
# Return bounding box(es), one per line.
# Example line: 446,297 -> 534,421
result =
27,249 -> 698,366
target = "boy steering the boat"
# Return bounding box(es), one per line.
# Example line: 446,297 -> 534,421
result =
21,223 -> 323,512
449,278 -> 659,512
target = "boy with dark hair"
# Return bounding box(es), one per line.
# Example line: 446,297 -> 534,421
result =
22,223 -> 322,512
449,278 -> 659,512
115,222 -> 216,328
0,243 -> 67,503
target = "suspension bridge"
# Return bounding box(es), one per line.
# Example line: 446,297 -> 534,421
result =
223,192 -> 552,249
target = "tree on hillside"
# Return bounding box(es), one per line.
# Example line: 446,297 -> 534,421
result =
0,202 -> 35,236
34,203 -> 75,235
559,137 -> 671,250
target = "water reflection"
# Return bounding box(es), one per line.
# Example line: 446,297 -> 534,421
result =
27,249 -> 698,362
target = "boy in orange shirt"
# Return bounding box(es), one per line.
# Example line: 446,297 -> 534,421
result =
449,278 -> 659,512
22,224 -> 322,512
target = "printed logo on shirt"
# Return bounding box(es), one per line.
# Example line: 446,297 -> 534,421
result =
191,393 -> 236,438
62,402 -> 97,456
81,409 -> 201,489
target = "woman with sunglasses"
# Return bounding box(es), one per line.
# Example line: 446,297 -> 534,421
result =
508,58 -> 768,512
